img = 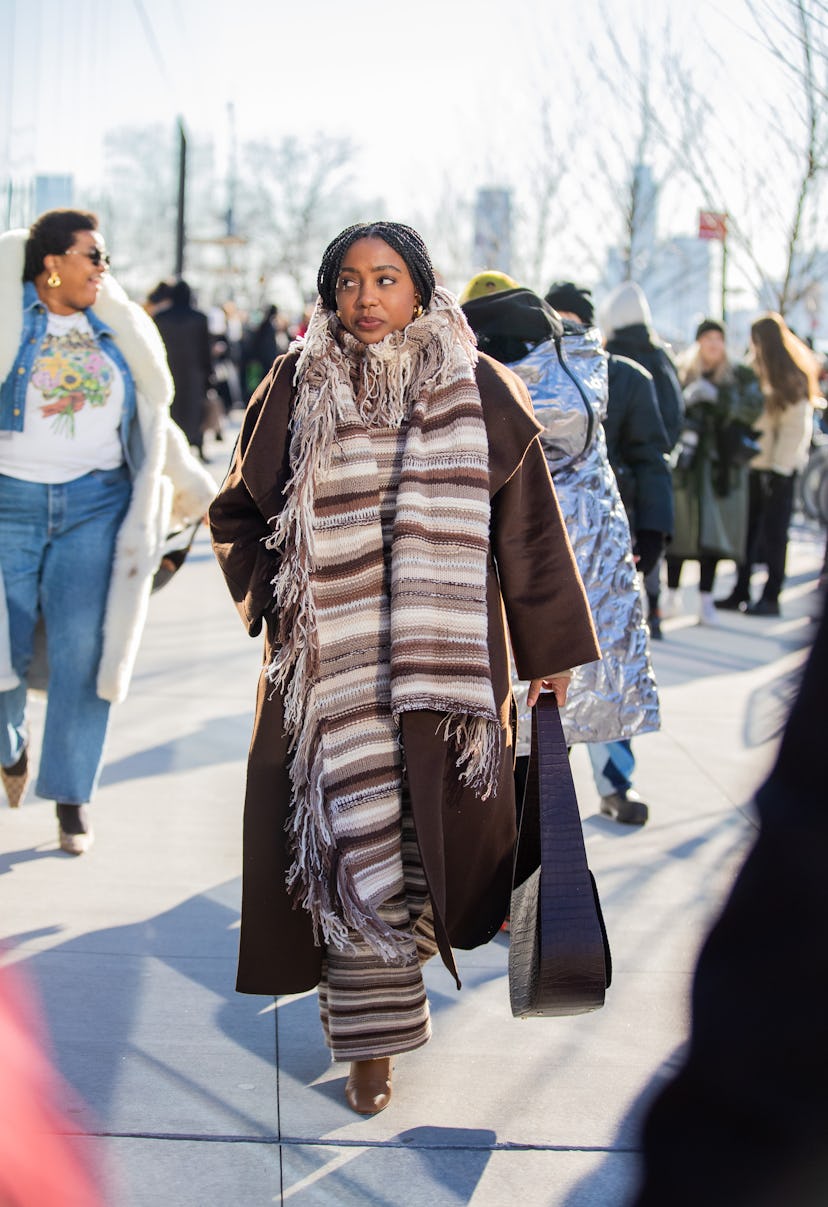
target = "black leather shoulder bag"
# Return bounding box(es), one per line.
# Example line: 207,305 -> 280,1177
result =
509,693 -> 612,1017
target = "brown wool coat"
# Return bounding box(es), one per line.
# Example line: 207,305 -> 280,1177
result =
210,350 -> 599,994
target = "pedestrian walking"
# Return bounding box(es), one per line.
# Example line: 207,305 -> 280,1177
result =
153,279 -> 214,462
462,277 -> 660,826
665,319 -> 764,625
210,222 -> 599,1115
0,210 -> 215,853
599,281 -> 684,635
717,312 -> 821,617
544,281 -> 671,821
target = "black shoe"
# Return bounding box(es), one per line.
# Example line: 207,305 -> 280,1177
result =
600,790 -> 649,825
715,592 -> 748,611
648,614 -> 663,640
745,598 -> 781,617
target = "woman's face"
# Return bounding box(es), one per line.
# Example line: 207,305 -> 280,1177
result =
698,329 -> 726,371
41,229 -> 109,315
334,237 -> 418,344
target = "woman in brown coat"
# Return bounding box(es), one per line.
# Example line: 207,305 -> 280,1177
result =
209,222 -> 599,1116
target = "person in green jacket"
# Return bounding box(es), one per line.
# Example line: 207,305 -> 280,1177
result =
663,319 -> 764,625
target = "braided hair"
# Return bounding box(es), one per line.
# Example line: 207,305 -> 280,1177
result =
316,222 -> 436,312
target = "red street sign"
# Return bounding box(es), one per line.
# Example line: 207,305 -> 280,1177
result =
698,210 -> 728,241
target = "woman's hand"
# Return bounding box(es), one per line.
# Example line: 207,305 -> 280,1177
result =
527,675 -> 570,708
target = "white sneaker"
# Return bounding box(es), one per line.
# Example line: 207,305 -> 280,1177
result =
660,588 -> 680,619
699,592 -> 720,626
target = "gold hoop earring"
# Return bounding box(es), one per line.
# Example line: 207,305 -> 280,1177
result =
413,302 -> 424,320
47,271 -> 61,288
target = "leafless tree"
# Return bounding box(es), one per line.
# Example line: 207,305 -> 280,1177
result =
237,133 -> 361,304
585,10 -> 709,295
413,176 -> 475,293
753,0 -> 828,315
511,100 -> 579,293
679,0 -> 828,317
87,122 -> 220,299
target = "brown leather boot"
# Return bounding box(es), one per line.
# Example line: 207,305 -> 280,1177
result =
345,1057 -> 393,1115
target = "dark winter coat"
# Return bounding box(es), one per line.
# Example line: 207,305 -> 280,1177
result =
154,303 -> 213,448
209,350 -> 600,995
605,354 -> 674,537
606,323 -> 684,450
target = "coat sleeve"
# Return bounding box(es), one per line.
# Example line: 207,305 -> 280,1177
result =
490,434 -> 600,680
208,363 -> 287,636
652,351 -> 685,450
608,358 -> 674,537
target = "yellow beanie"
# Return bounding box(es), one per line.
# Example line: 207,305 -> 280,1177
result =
458,270 -> 520,304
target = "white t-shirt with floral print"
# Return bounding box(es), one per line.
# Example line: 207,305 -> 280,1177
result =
0,310 -> 125,484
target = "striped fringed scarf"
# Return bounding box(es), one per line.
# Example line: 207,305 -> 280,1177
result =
264,288 -> 501,962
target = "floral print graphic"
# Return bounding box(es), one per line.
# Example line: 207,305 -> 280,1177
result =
31,328 -> 113,436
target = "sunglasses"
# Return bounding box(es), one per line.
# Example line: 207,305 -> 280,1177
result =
63,248 -> 111,268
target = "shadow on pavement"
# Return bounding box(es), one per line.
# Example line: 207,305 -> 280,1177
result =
280,1126 -> 496,1205
99,712 -> 255,783
559,1048 -> 687,1206
12,879 -> 275,1136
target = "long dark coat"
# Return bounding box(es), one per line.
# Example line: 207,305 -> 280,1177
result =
210,350 -> 599,995
154,303 -> 212,449
604,354 -> 674,538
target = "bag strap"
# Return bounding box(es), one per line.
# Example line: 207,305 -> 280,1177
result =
521,693 -> 611,1007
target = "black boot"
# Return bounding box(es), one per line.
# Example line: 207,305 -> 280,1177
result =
646,592 -> 663,640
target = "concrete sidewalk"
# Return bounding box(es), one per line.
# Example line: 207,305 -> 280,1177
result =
0,429 -> 822,1206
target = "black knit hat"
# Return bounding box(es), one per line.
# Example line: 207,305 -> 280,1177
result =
544,281 -> 594,326
317,222 -> 436,312
695,318 -> 726,341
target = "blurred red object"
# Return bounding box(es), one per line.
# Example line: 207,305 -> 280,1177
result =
0,961 -> 106,1206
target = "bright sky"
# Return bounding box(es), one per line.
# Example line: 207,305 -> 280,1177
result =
1,0 -> 812,294
2,0 -> 776,205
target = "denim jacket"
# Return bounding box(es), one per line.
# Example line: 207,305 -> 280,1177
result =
0,282 -> 143,473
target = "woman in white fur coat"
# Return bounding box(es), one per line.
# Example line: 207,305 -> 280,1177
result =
0,210 -> 215,853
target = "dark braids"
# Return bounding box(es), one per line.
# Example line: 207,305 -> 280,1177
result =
316,222 -> 436,312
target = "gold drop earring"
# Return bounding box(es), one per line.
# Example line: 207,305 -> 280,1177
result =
47,270 -> 61,288
412,297 -> 424,320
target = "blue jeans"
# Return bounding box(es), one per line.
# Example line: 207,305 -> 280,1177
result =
588,739 -> 635,798
0,468 -> 131,803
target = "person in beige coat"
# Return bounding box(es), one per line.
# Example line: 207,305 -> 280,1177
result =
717,312 -> 821,617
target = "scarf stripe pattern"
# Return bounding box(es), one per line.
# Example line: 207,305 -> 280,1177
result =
266,290 -> 501,961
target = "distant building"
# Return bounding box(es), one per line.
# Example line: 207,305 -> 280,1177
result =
597,163 -> 717,349
644,236 -> 716,347
473,187 -> 512,275
599,235 -> 715,350
34,174 -> 74,215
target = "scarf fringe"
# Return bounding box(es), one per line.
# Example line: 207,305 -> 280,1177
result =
438,713 -> 503,801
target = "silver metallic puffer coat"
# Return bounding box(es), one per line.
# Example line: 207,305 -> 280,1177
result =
511,325 -> 660,749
